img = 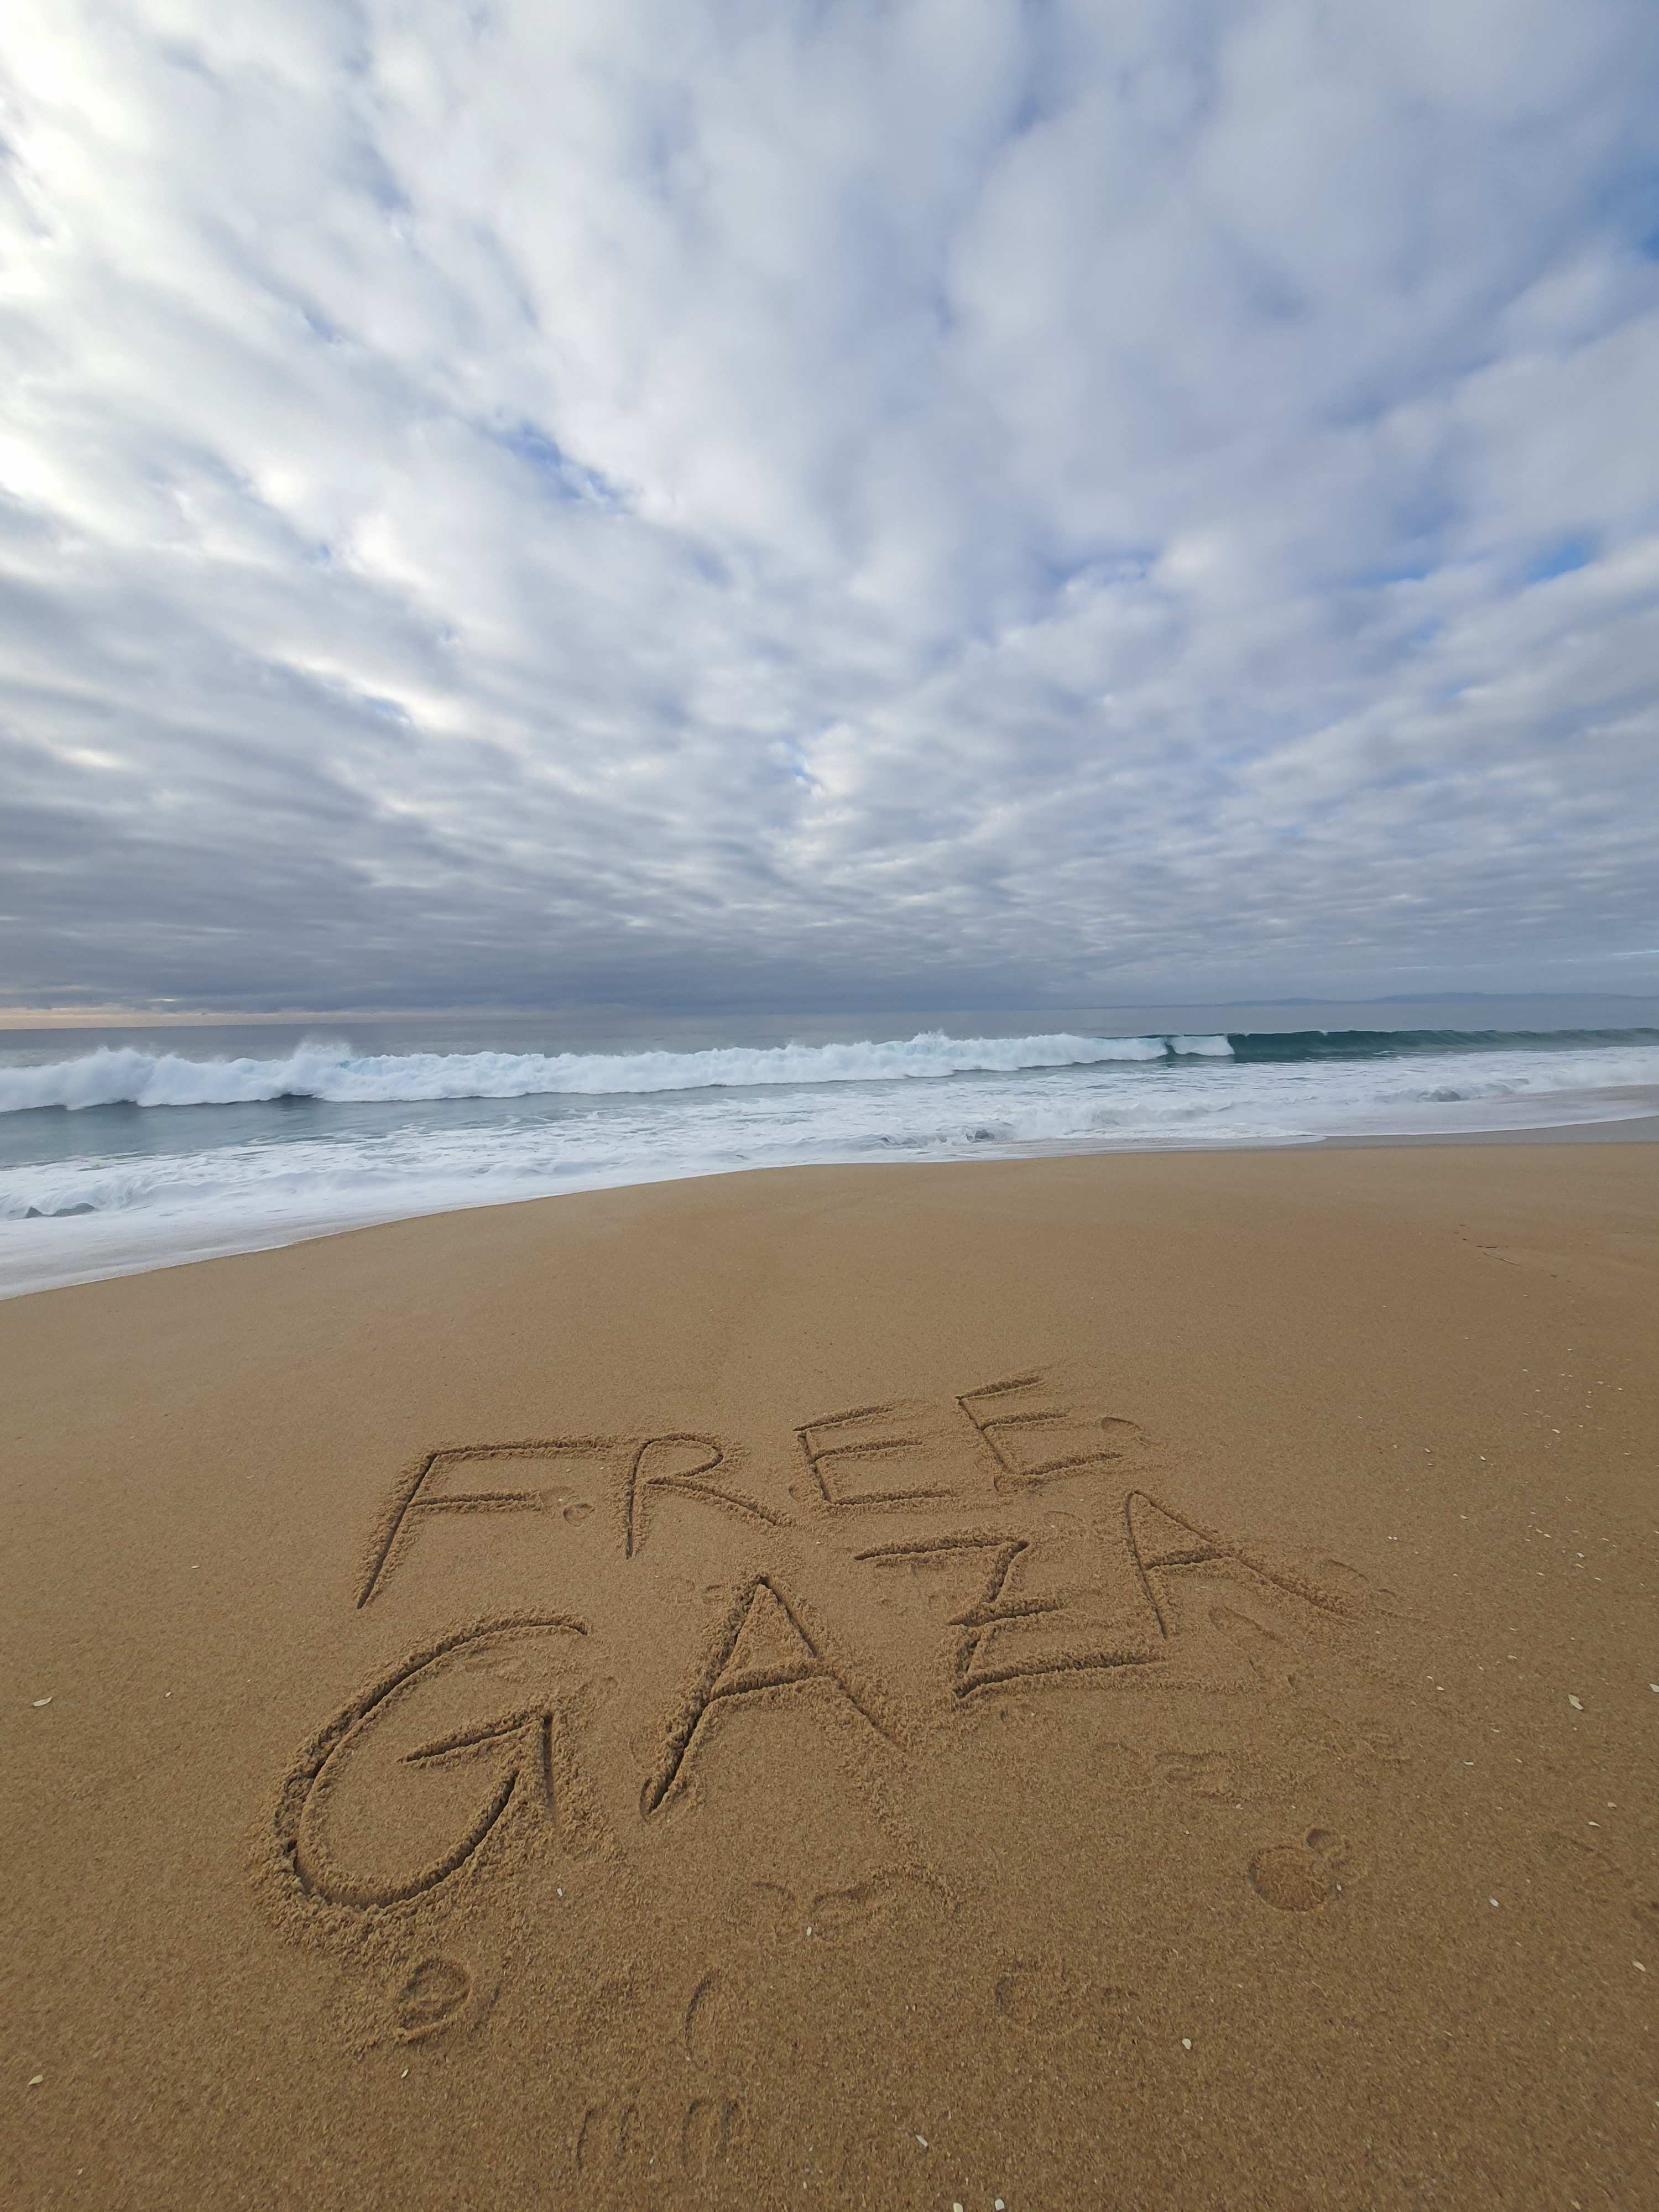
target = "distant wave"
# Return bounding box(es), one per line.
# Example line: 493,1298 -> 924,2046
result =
1225,1025 -> 1659,1060
0,1030 -> 1235,1113
3,1024 -> 1657,1117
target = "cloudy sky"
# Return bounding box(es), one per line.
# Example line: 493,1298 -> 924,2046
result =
2,0 -> 1657,1013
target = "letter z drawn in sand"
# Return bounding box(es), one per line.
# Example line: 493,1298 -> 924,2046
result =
857,1533 -> 1163,1695
641,1577 -> 893,1815
276,1616 -> 587,1909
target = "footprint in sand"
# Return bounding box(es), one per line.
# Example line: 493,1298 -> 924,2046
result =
993,1958 -> 1138,2039
737,1868 -> 947,1946
391,1956 -> 474,2042
1248,1828 -> 1353,1913
1155,1749 -> 1237,1799
683,1970 -> 744,2067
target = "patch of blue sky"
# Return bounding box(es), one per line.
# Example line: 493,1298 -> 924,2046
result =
1350,558 -> 1438,587
685,545 -> 732,588
1524,535 -> 1596,585
491,421 -> 628,512
926,285 -> 958,342
1593,162 -> 1659,259
777,739 -> 820,791
1039,549 -> 1160,599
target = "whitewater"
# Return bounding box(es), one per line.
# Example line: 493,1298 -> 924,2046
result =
2,1022 -> 1656,1300
0,1030 -> 1230,1114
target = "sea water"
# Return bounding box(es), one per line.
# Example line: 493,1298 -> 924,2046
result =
3,999 -> 1656,1299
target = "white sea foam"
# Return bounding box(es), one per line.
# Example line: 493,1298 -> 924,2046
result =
0,1031 -> 1215,1113
2,1032 -> 1655,1298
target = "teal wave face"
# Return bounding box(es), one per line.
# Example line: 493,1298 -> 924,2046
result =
1225,1027 -> 1659,1062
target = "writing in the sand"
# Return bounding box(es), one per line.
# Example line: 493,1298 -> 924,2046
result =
272,1368 -> 1377,1914
354,1369 -> 1158,1605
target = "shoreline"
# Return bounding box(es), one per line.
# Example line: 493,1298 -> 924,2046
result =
3,1088 -> 1656,1305
1323,1107 -> 1659,1146
7,1141 -> 1655,2208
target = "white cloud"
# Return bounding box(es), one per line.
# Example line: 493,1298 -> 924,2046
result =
1,0 -> 1656,1008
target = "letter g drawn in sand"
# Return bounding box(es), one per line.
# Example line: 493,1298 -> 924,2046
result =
275,1616 -> 587,1910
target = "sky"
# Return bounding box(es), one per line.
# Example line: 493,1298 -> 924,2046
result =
2,0 -> 1658,1015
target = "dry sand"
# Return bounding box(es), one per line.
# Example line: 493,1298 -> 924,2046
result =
4,1144 -> 1656,2209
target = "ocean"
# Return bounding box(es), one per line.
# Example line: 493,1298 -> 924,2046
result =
3,999 -> 1657,1300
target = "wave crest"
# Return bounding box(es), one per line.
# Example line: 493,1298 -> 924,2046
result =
0,1030 -> 1233,1114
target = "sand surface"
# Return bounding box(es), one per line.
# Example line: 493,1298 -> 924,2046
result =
4,1145 -> 1656,2209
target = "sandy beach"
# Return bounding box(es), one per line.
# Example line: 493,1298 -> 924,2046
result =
4,1142 -> 1655,2209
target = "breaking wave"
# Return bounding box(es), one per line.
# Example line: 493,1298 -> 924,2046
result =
6,1024 -> 1654,1119
0,1031 -> 1233,1113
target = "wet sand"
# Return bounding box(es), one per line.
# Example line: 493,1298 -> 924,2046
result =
4,1144 -> 1656,2208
